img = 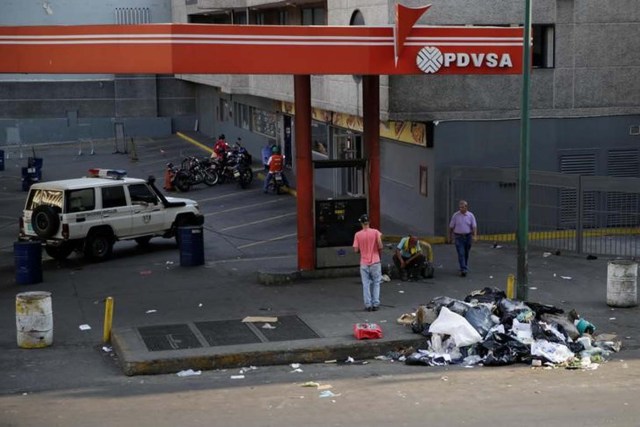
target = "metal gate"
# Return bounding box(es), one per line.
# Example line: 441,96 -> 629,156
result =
448,166 -> 640,257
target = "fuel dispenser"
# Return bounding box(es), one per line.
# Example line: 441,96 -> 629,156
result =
314,159 -> 367,268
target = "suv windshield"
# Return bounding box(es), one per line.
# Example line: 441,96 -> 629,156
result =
27,189 -> 63,210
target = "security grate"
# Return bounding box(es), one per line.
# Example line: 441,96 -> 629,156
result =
195,320 -> 263,346
138,324 -> 202,352
257,315 -> 321,342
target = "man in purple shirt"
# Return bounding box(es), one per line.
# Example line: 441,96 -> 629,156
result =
449,200 -> 478,277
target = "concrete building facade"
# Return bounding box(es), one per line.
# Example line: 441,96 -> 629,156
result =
172,0 -> 640,237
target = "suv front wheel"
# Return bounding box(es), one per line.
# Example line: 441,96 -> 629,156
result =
84,232 -> 114,261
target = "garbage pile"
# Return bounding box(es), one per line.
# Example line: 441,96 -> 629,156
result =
400,287 -> 621,369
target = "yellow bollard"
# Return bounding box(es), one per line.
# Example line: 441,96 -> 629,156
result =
103,297 -> 114,344
506,274 -> 515,299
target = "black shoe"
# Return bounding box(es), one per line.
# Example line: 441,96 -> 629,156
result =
372,306 -> 379,311
460,271 -> 467,277
400,271 -> 409,281
364,307 -> 373,312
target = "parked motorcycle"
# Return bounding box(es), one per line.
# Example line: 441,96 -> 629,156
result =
216,143 -> 253,189
170,156 -> 218,192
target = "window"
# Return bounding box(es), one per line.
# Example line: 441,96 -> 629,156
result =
234,10 -> 248,25
532,24 -> 554,68
28,189 -> 63,210
278,10 -> 288,25
218,99 -> 230,122
66,188 -> 95,212
234,103 -> 251,130
251,108 -> 277,138
302,7 -> 326,25
256,12 -> 266,25
128,184 -> 156,204
312,121 -> 329,156
102,186 -> 127,209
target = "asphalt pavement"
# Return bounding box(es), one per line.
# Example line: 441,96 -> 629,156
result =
0,135 -> 638,382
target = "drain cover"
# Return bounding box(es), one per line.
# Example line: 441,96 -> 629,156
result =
257,315 -> 320,342
195,320 -> 262,346
138,324 -> 202,352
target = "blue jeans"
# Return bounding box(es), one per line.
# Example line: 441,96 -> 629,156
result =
455,234 -> 472,273
360,263 -> 381,308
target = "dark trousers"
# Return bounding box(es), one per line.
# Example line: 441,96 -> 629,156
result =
393,253 -> 426,273
454,233 -> 472,272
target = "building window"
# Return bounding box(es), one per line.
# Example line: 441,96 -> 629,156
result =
252,108 -> 277,138
115,7 -> 150,24
279,10 -> 288,25
234,11 -> 248,25
532,24 -> 554,68
256,12 -> 266,25
302,7 -> 326,25
234,103 -> 251,130
219,99 -> 230,122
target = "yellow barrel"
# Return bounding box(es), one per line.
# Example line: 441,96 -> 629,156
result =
16,291 -> 53,348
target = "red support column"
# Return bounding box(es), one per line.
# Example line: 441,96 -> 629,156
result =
294,75 -> 315,271
363,75 -> 381,229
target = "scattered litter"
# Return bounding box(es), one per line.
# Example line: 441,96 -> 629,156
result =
586,255 -> 598,260
531,359 -> 542,367
145,309 -> 157,314
354,323 -> 383,340
489,276 -> 493,279
262,323 -> 277,329
398,290 -> 405,294
317,384 -> 333,391
290,363 -> 301,369
165,261 -> 174,265
139,270 -> 152,276
242,316 -> 278,323
198,303 -> 203,308
609,317 -> 616,320
397,313 -> 416,325
440,376 -> 449,382
22,393 -> 28,396
176,369 -> 201,377
529,287 -> 537,290
230,375 -> 245,380
324,359 -> 337,364
560,276 -> 572,280
301,381 -> 320,388
290,368 -> 303,373
493,243 -> 503,249
375,355 -> 390,361
101,346 -> 112,353
319,390 -> 341,398
554,273 -> 557,277
381,274 -> 391,282
543,252 -> 552,258
79,324 -> 91,331
238,366 -> 257,374
346,356 -> 355,363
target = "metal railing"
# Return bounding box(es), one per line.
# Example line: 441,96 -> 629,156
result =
448,166 -> 640,257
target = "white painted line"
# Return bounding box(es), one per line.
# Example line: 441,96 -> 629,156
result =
205,199 -> 281,216
237,232 -> 297,249
198,189 -> 261,203
219,212 -> 296,231
205,254 -> 295,264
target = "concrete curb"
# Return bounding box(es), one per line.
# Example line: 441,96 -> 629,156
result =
112,325 -> 425,376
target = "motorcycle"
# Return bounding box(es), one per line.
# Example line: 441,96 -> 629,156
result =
216,143 -> 253,189
171,156 -> 218,192
265,171 -> 286,194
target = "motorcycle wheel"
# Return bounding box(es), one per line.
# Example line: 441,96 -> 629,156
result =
204,169 -> 219,186
174,171 -> 191,192
239,169 -> 253,189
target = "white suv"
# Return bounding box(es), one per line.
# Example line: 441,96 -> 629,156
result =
19,168 -> 204,261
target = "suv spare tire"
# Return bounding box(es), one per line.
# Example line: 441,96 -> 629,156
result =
32,205 -> 61,238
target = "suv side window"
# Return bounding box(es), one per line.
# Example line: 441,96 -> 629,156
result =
128,183 -> 157,204
66,188 -> 95,213
102,186 -> 127,209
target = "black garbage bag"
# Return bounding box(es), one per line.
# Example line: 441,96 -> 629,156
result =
480,332 -> 531,366
446,300 -> 472,316
497,298 -> 535,328
526,302 -> 564,320
531,320 -> 566,343
464,287 -> 506,304
464,305 -> 494,338
428,296 -> 456,313
405,352 -> 431,366
411,322 -> 431,336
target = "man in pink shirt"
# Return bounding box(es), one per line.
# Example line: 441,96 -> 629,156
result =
353,214 -> 383,311
449,200 -> 478,277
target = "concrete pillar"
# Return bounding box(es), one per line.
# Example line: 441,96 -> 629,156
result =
363,75 -> 380,229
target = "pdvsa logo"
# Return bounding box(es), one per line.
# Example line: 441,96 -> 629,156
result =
416,46 -> 513,74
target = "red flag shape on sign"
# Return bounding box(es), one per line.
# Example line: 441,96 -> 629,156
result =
394,3 -> 432,66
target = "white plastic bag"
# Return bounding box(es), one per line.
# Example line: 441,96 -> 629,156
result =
428,307 -> 482,347
530,340 -> 574,364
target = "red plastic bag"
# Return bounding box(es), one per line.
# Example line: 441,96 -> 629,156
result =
354,323 -> 383,340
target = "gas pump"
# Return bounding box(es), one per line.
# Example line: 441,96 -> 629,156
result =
314,159 -> 367,268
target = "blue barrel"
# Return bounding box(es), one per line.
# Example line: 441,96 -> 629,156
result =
14,241 -> 43,285
179,226 -> 204,267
